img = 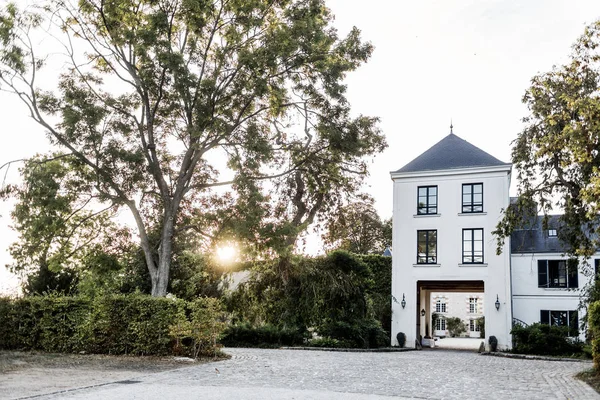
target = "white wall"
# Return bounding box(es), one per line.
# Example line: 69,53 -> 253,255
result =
391,165 -> 512,349
431,292 -> 484,337
511,253 -> 596,340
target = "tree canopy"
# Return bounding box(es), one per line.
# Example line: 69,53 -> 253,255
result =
494,20 -> 600,264
0,0 -> 385,296
322,194 -> 391,254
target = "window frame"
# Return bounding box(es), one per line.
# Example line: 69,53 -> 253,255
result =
469,319 -> 481,332
416,230 -> 437,264
548,229 -> 558,237
537,259 -> 578,288
462,228 -> 484,264
435,299 -> 447,313
540,309 -> 579,336
462,183 -> 484,213
435,317 -> 446,331
417,185 -> 438,215
469,297 -> 478,314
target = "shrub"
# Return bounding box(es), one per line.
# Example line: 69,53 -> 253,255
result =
396,332 -> 406,348
317,318 -> 388,348
221,323 -> 306,348
0,294 -> 225,357
511,323 -> 583,356
446,317 -> 466,337
488,335 -> 498,352
588,301 -> 600,369
308,337 -> 350,348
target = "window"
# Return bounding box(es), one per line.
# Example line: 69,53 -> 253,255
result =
417,186 -> 438,215
462,229 -> 484,263
537,260 -> 578,288
469,319 -> 481,332
540,310 -> 579,336
417,230 -> 437,264
435,318 -> 446,331
469,297 -> 478,314
435,299 -> 447,313
462,183 -> 483,213
548,229 -> 557,237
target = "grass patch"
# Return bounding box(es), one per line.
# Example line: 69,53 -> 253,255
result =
576,369 -> 600,394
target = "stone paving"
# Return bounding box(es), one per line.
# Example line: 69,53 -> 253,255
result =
31,348 -> 599,400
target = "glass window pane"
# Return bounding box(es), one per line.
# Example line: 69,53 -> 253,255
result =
473,205 -> 483,212
463,185 -> 472,194
464,230 -> 472,240
474,193 -> 483,203
418,187 -> 427,196
474,184 -> 483,194
474,230 -> 483,240
430,187 -> 437,195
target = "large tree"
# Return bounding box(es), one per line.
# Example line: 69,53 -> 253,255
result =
494,20 -> 600,265
322,194 -> 391,254
0,0 -> 385,296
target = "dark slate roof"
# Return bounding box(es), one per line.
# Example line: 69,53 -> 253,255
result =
510,215 -> 569,254
394,133 -> 510,173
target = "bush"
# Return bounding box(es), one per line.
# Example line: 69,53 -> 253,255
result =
488,335 -> 498,352
589,301 -> 600,369
317,318 -> 388,348
446,317 -> 466,337
0,294 -> 225,357
221,323 -> 306,348
511,323 -> 583,356
308,337 -> 350,348
396,332 -> 406,348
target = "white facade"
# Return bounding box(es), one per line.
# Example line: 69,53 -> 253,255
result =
390,133 -> 596,349
390,164 -> 512,349
511,253 -> 595,340
431,292 -> 484,338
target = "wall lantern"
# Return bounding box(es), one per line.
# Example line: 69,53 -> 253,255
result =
495,295 -> 500,311
420,308 -> 426,317
401,294 -> 406,309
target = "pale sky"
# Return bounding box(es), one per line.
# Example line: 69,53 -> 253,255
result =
1,0 -> 600,294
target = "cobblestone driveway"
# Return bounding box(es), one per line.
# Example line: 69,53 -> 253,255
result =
35,348 -> 598,400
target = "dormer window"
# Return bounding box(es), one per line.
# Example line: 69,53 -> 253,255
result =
417,186 -> 438,215
462,183 -> 483,213
548,229 -> 557,237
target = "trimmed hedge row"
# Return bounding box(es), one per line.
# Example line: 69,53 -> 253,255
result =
589,301 -> 600,369
0,294 -> 225,356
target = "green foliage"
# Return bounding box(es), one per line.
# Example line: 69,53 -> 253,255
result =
511,323 -> 583,356
494,20 -> 600,263
0,0 -> 385,296
396,332 -> 406,348
228,251 -> 389,348
221,323 -> 306,348
446,317 -> 466,337
488,335 -> 498,352
308,337 -> 349,348
589,301 -> 600,369
0,294 -> 225,357
476,316 -> 485,338
322,194 -> 391,254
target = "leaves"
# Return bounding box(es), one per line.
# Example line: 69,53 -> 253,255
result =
494,20 -> 600,261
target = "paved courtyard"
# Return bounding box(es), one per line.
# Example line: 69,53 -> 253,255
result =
25,348 -> 599,400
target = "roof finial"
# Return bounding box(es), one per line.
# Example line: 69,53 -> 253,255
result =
450,119 -> 453,134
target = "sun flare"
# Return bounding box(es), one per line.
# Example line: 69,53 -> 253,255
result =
216,244 -> 237,263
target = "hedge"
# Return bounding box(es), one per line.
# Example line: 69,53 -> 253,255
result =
589,301 -> 600,369
0,294 -> 225,357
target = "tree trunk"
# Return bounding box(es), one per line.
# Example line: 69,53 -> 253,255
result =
150,210 -> 176,297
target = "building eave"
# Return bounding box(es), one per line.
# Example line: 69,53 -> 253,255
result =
390,163 -> 512,181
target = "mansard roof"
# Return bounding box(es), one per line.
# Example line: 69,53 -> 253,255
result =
510,215 -> 569,254
394,133 -> 510,173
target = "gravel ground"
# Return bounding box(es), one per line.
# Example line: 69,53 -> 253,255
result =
0,350 -> 210,399
3,348 -> 598,400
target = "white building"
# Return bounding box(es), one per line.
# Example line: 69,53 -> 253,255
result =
431,292 -> 484,338
390,131 -> 595,349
